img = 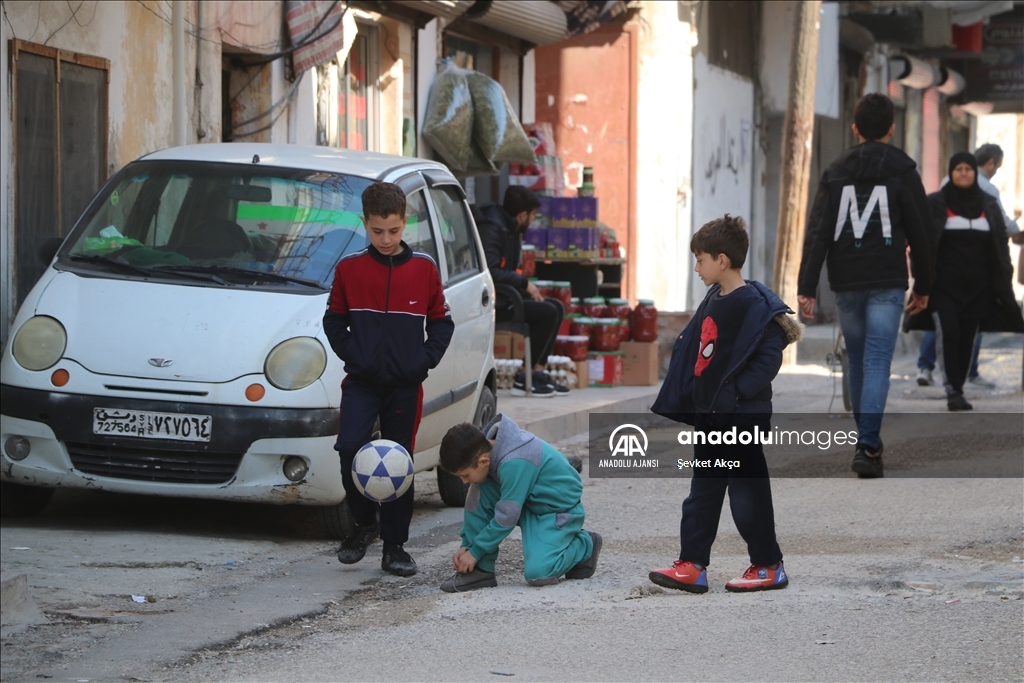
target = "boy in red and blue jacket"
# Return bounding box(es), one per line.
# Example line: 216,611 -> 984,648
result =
323,182 -> 454,577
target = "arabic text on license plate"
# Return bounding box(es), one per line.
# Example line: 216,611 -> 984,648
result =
92,408 -> 212,442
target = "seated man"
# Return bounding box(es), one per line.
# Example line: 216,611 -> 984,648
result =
474,186 -> 566,397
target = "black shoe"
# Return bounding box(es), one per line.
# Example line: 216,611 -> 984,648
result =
336,521 -> 379,564
851,441 -> 884,479
565,531 -> 602,580
566,455 -> 583,473
381,544 -> 418,576
533,370 -> 570,396
440,569 -> 497,593
510,372 -> 554,397
947,394 -> 973,411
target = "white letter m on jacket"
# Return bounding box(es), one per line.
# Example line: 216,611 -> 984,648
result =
834,185 -> 892,242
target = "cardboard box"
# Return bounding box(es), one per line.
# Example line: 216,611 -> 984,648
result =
525,226 -> 548,252
569,227 -> 592,258
493,331 -> 512,360
535,196 -> 553,227
574,359 -> 589,388
575,197 -> 598,227
546,227 -> 571,258
588,351 -> 624,387
510,332 -> 527,360
525,122 -> 556,157
550,198 -> 576,228
621,341 -> 659,386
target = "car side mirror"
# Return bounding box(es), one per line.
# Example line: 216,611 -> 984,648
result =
39,237 -> 64,265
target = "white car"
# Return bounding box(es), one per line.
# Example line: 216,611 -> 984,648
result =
1,143 -> 496,537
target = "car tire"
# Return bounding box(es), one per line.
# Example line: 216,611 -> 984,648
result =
437,385 -> 496,508
314,500 -> 357,539
0,481 -> 54,518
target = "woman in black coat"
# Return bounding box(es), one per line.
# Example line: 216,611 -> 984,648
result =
905,152 -> 1024,411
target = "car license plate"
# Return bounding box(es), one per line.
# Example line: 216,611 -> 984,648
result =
92,408 -> 212,442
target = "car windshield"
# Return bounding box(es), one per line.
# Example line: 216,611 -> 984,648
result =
60,160 -> 377,289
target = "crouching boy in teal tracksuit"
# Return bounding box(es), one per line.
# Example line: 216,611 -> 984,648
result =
437,415 -> 601,592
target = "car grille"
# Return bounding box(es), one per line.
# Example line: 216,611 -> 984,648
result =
67,442 -> 243,484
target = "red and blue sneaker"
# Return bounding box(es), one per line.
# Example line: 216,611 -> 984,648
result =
725,562 -> 789,592
649,560 -> 708,594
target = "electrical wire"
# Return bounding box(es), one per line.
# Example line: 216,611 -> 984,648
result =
230,70 -> 306,137
233,70 -> 305,132
44,0 -> 95,45
1,0 -> 17,41
241,0 -> 346,66
67,0 -> 97,27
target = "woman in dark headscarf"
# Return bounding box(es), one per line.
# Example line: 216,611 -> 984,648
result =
905,152 -> 1024,410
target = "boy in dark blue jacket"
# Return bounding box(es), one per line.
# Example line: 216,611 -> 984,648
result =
649,214 -> 802,593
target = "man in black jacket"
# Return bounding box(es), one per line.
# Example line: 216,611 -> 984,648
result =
475,186 -> 565,397
797,94 -> 933,479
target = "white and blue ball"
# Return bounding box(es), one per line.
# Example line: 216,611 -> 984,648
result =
351,439 -> 414,503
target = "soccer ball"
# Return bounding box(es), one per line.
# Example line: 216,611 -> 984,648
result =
351,440 -> 415,503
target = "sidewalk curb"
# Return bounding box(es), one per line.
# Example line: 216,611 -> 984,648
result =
511,390 -> 661,444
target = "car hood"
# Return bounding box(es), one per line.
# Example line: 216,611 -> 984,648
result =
35,272 -> 328,382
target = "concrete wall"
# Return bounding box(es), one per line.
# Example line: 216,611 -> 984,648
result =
691,52 -> 755,309
633,0 -> 693,311
758,1 -> 839,118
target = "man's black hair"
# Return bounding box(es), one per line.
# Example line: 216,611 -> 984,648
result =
440,422 -> 493,473
690,214 -> 749,270
854,94 -> 895,141
503,185 -> 541,217
974,143 -> 1004,167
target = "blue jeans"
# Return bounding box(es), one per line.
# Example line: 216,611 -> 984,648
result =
918,330 -> 982,379
836,288 -> 904,450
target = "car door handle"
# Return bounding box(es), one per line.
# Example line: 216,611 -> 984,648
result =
482,288 -> 490,307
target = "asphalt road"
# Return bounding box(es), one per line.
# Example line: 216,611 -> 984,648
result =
1,346 -> 1022,682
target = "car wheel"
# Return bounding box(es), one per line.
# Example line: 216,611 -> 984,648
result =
0,481 -> 54,518
314,500 -> 356,539
437,386 -> 496,508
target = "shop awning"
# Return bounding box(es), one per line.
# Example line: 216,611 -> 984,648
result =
390,1 -> 474,22
466,0 -> 568,46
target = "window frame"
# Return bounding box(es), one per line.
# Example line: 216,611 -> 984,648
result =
426,182 -> 482,287
9,39 -> 110,237
337,22 -> 381,152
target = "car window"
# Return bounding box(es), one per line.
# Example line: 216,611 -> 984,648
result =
61,161 -> 374,288
404,190 -> 439,265
428,185 -> 479,281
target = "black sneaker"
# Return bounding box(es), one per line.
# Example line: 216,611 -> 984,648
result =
381,543 -> 418,577
534,370 -> 570,396
566,455 -> 583,473
851,441 -> 884,479
510,372 -> 555,398
549,382 -> 570,396
440,569 -> 497,593
947,394 -> 973,411
565,531 -> 602,579
336,520 -> 379,564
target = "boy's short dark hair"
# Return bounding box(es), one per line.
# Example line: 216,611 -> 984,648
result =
974,143 -> 1004,167
362,182 -> 406,219
854,94 -> 895,141
690,214 -> 749,270
440,422 -> 493,473
503,185 -> 541,217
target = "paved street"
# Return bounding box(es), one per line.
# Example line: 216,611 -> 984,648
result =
1,341 -> 1022,682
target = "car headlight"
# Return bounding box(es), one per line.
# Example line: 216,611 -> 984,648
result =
12,316 -> 67,371
264,337 -> 327,390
